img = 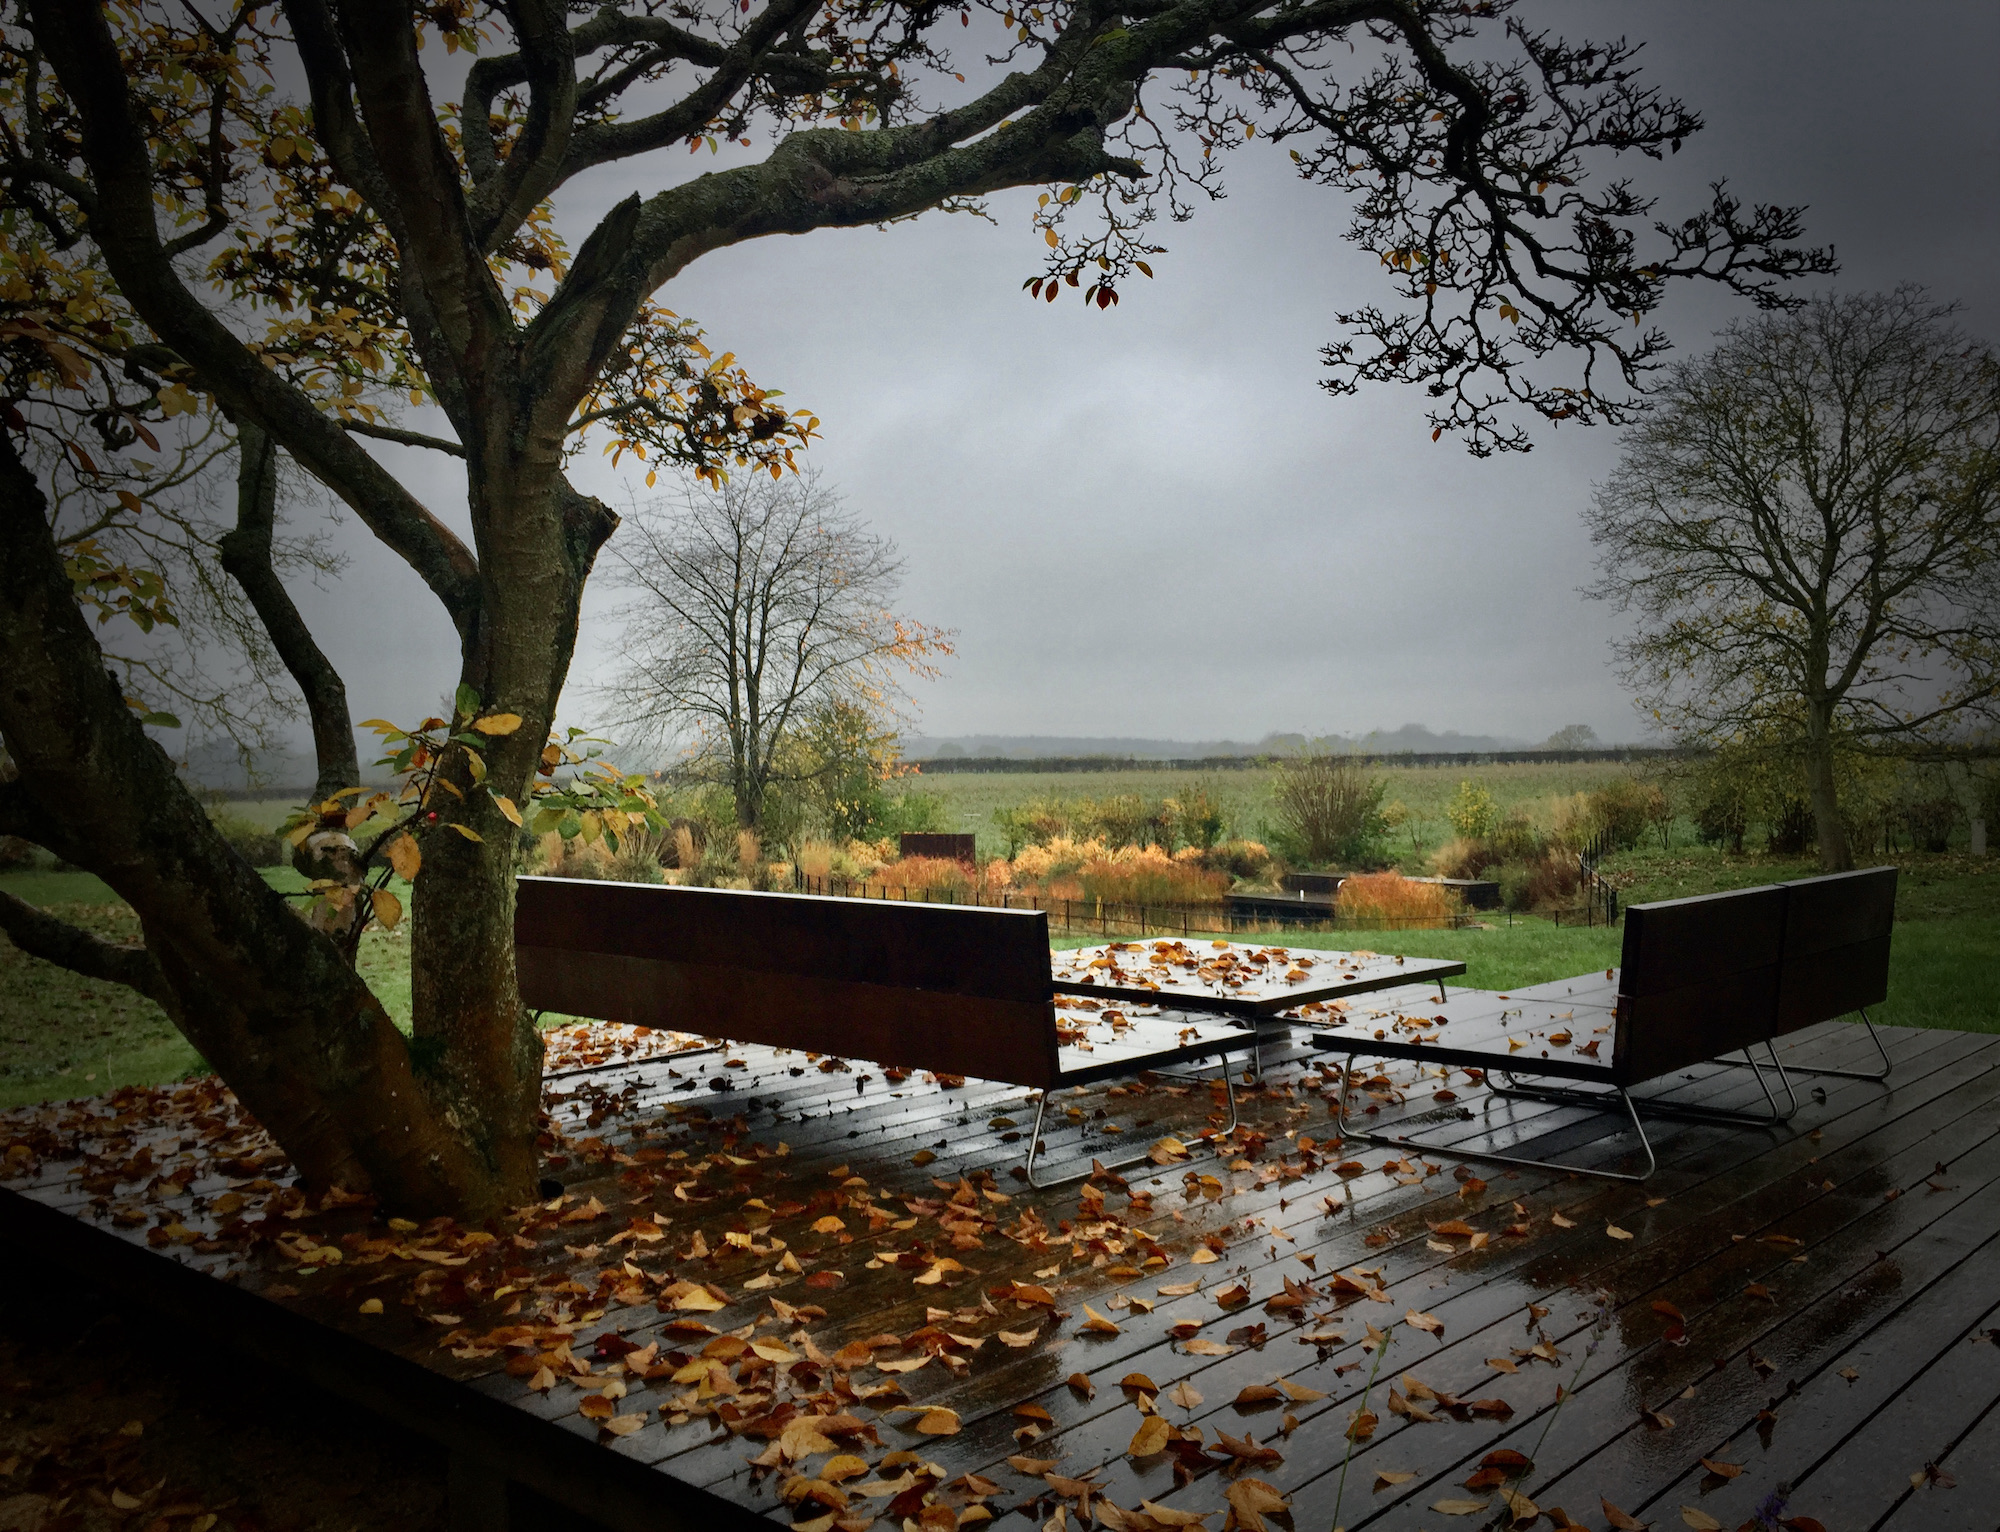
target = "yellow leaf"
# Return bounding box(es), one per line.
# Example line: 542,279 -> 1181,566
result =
1607,1225 -> 1634,1241
1045,229 -> 1059,248
386,831 -> 421,882
370,887 -> 403,930
1680,1510 -> 1722,1531
448,823 -> 484,842
1405,1308 -> 1443,1334
491,794 -> 524,827
1430,1499 -> 1490,1517
1082,1305 -> 1121,1335
1128,1415 -> 1170,1457
472,713 -> 523,735
912,1407 -> 961,1435
358,1298 -> 383,1315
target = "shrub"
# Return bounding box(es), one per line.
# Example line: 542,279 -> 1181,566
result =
1445,780 -> 1499,841
210,812 -> 284,868
872,855 -> 972,896
1766,799 -> 1816,855
1492,851 -> 1582,912
1012,836 -> 1107,883
1588,777 -> 1664,851
1902,796 -> 1957,854
1335,872 -> 1461,927
1271,753 -> 1388,867
1167,778 -> 1228,851
1076,845 -> 1229,906
874,789 -> 950,836
1195,839 -> 1273,881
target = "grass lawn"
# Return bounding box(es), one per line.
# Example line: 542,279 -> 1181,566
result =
2,841 -> 1992,1109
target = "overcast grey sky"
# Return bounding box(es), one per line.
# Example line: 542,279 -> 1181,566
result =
287,1 -> 2000,753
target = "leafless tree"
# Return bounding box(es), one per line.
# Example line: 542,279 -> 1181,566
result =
1587,289 -> 2000,871
598,471 -> 949,834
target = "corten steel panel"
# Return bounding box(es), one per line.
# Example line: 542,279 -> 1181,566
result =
517,878 -> 1051,999
900,833 -> 977,865
514,878 -> 1063,1088
1612,885 -> 1786,1086
515,947 -> 1063,1087
1775,866 -> 1898,1034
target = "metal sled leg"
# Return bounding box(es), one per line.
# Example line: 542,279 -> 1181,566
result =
1333,1051 -> 1658,1184
1024,1059 -> 1242,1188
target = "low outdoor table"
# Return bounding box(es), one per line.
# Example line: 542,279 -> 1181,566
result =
1051,939 -> 1465,1023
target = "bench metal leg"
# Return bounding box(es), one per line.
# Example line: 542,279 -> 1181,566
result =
1024,1061 -> 1242,1188
1492,1040 -> 1798,1127
1716,1009 -> 1892,1085
1333,1051 -> 1656,1183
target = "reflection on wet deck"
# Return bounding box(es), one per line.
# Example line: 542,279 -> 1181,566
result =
5,995 -> 1996,1532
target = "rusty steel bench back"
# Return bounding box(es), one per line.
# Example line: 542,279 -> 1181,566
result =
1611,883 -> 1788,1087
1611,866 -> 1898,1086
1774,866 -> 1898,1035
514,876 -> 1064,1088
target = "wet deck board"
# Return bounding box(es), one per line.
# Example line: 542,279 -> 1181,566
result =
3,991 -> 1997,1532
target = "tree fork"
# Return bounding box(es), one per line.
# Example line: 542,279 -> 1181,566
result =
0,426 -> 519,1215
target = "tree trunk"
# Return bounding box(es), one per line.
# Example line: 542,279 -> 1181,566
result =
403,446 -> 615,1197
0,429 -> 517,1216
1803,702 -> 1854,872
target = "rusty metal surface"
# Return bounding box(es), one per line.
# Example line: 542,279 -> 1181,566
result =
1052,939 -> 1465,1017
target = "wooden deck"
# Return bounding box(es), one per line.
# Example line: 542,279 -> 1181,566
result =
4,991 -> 1999,1532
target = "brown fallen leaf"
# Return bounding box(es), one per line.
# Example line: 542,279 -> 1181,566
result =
1067,1373 -> 1096,1398
1183,1338 -> 1235,1356
1486,1357 -> 1519,1373
1374,1470 -> 1419,1491
1128,1415 -> 1171,1457
1642,1408 -> 1674,1430
1699,1458 -> 1742,1479
1082,1305 -> 1122,1335
1602,1496 -> 1648,1530
1346,1409 -> 1378,1442
1008,1456 -> 1060,1476
1405,1307 -> 1444,1335
1277,1378 -> 1325,1402
1431,1498 -> 1491,1516
1224,1478 -> 1289,1532
911,1407 -> 961,1435
1680,1509 -> 1721,1531
1551,1213 -> 1577,1229
1233,1385 -> 1283,1406
1167,1382 -> 1203,1409
1651,1299 -> 1685,1322
1606,1224 -> 1634,1241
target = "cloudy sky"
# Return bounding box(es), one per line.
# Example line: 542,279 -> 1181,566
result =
290,0 -> 2000,754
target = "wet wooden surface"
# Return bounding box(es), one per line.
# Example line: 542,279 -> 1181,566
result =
4,982 -> 1998,1532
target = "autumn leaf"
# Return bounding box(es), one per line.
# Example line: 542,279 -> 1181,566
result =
1680,1509 -> 1721,1531
1128,1415 -> 1171,1457
491,793 -> 524,827
1551,1212 -> 1577,1229
472,712 -> 524,734
1606,1224 -> 1634,1240
385,831 -> 421,881
1166,1382 -> 1203,1409
1082,1305 -> 1122,1335
911,1407 -> 961,1435
1223,1479 -> 1288,1532
1374,1470 -> 1418,1490
1405,1307 -> 1444,1336
1602,1497 -> 1648,1530
1431,1499 -> 1491,1517
1699,1459 -> 1742,1480
370,887 -> 403,930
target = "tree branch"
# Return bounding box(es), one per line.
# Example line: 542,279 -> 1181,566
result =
217,419 -> 360,804
0,887 -> 177,1010
26,0 -> 484,635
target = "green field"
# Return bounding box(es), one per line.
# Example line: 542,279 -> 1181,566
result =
899,759 -> 1642,864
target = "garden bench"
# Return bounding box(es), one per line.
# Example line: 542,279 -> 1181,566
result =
1311,867 -> 1898,1182
514,877 -> 1466,1185
517,878 -> 1254,1185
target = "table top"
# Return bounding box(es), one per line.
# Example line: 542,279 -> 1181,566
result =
1050,939 -> 1467,1018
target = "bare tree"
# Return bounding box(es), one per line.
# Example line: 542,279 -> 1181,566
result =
1588,289 -> 2000,871
598,472 -> 949,834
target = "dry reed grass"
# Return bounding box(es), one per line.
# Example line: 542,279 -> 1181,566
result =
1336,871 -> 1463,926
